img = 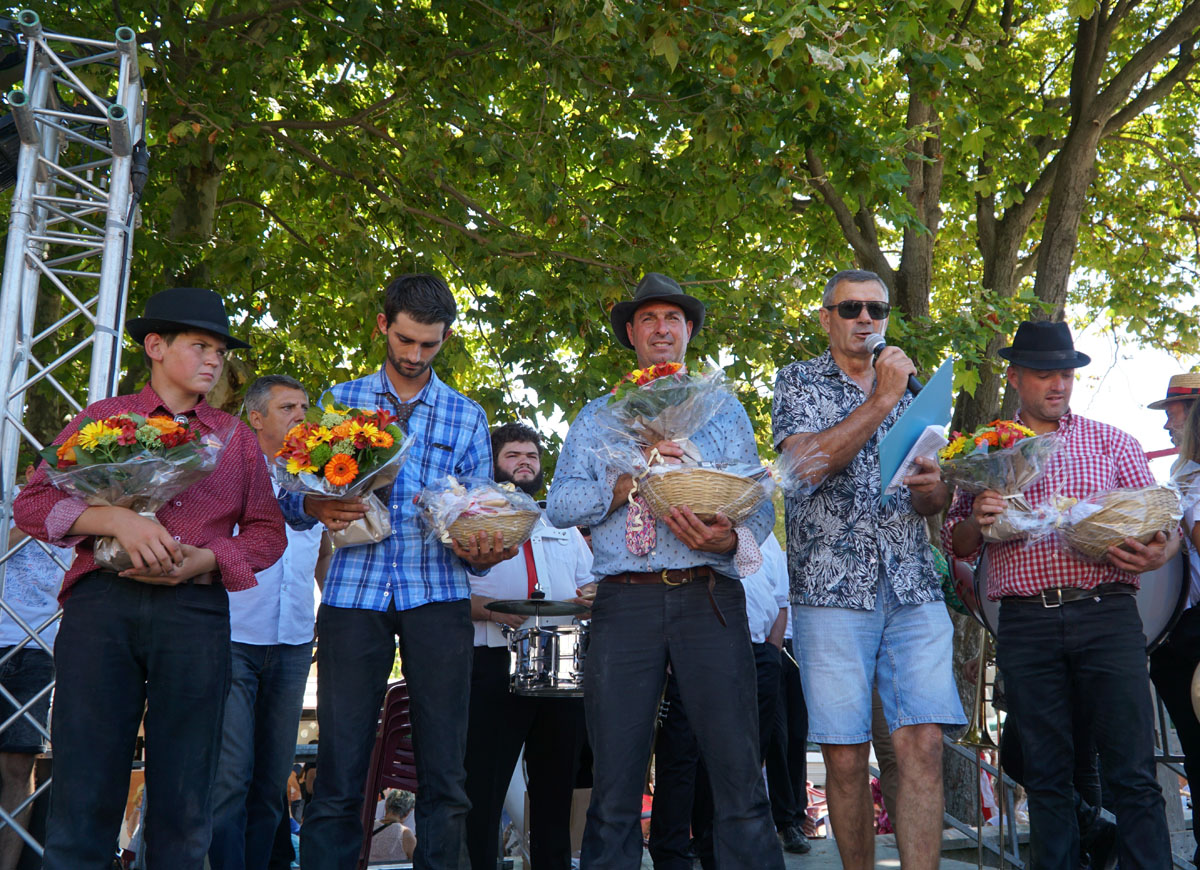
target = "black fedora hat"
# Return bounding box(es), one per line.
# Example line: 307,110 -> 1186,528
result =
126,288 -> 250,350
998,320 -> 1090,370
609,273 -> 706,350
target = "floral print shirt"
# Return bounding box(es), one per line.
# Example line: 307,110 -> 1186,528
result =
772,350 -> 943,610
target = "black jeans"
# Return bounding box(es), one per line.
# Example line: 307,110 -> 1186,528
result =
1150,604 -> 1200,866
764,645 -> 808,831
463,646 -> 587,870
42,571 -> 231,870
997,593 -> 1170,870
580,578 -> 782,870
648,641 -> 781,870
298,600 -> 473,870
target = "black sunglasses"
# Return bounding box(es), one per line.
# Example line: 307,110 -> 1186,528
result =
825,300 -> 891,320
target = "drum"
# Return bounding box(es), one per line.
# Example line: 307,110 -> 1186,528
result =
957,549 -> 1187,652
507,624 -> 587,697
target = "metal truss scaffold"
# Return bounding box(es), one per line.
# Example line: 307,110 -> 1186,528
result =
0,8 -> 145,858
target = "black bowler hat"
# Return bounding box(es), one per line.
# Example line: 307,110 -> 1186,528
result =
998,320 -> 1090,370
609,273 -> 706,350
126,288 -> 250,350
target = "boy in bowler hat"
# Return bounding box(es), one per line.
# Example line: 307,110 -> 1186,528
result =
15,288 -> 286,870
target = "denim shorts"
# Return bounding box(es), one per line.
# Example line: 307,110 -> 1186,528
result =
791,571 -> 965,744
0,647 -> 54,753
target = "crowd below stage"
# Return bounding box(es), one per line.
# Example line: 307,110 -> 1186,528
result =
1,272 -> 1195,870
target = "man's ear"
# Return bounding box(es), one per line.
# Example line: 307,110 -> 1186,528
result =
376,312 -> 388,336
442,326 -> 454,341
143,333 -> 167,362
686,320 -> 694,340
626,321 -> 635,345
247,409 -> 264,432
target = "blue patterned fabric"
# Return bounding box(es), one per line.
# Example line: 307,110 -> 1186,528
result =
280,367 -> 492,612
772,350 -> 941,610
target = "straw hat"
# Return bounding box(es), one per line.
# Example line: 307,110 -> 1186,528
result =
1148,373 -> 1200,411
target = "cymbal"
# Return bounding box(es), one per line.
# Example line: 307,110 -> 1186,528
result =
485,598 -> 587,617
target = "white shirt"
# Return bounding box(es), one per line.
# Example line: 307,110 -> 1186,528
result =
1186,506 -> 1200,609
468,517 -> 595,647
741,535 -> 788,644
229,456 -> 324,646
0,523 -> 71,649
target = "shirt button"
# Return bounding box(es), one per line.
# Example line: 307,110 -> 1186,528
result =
392,505 -> 398,510
175,501 -> 182,507
392,562 -> 397,568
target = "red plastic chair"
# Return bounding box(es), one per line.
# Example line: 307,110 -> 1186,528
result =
357,680 -> 418,868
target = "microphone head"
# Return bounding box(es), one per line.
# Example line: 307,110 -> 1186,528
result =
864,333 -> 887,356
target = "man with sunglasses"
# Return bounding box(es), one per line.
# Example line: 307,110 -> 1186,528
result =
771,270 -> 964,870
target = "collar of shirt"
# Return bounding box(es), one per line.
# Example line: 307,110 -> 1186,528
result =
131,382 -> 225,430
1014,407 -> 1073,435
373,365 -> 440,410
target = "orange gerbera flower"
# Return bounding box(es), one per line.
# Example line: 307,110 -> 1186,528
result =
369,429 -> 394,448
330,422 -> 354,440
144,415 -> 183,434
324,453 -> 359,486
56,432 -> 80,466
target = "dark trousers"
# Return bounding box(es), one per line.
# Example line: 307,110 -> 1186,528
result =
997,594 -> 1170,870
1150,604 -> 1200,866
298,600 -> 473,870
464,646 -> 587,870
42,572 -> 231,870
580,579 -> 783,870
648,642 -> 780,870
764,645 -> 808,831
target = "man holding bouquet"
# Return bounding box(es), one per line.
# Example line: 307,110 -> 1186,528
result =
279,273 -> 514,869
14,287 -> 287,869
772,269 -> 963,870
945,320 -> 1177,870
547,273 -> 782,869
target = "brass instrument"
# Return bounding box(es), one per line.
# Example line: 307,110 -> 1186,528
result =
956,623 -> 997,749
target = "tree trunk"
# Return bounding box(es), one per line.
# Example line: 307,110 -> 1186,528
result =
896,87 -> 943,322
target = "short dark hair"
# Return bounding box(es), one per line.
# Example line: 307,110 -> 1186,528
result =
491,422 -> 542,458
245,374 -> 306,416
822,269 -> 890,305
383,273 -> 457,331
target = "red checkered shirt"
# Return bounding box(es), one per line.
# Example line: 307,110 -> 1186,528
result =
942,410 -> 1154,599
14,383 -> 286,600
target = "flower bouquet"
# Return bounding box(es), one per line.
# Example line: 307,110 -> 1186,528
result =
597,362 -> 731,456
938,420 -> 1060,541
39,413 -> 228,570
273,402 -> 415,548
417,476 -> 541,550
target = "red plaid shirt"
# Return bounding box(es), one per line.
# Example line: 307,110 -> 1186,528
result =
942,410 -> 1154,599
14,383 -> 286,600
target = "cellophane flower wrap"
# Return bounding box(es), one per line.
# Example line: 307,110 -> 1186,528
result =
417,476 -> 541,548
938,420 -> 1060,541
595,362 -> 732,458
273,401 -> 416,547
39,413 -> 230,570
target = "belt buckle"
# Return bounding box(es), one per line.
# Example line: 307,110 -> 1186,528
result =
1040,588 -> 1063,608
662,568 -> 684,586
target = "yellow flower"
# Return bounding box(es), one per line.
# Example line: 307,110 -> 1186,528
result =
286,456 -> 317,475
1013,422 -> 1036,438
77,420 -> 121,450
304,426 -> 334,450
938,435 -> 971,461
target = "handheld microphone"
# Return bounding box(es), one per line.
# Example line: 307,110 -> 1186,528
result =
864,333 -> 923,395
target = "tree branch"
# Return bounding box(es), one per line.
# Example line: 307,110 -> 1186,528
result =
217,197 -> 314,249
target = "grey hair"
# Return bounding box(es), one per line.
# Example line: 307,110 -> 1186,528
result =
822,270 -> 890,306
385,789 -> 416,817
245,374 -> 306,416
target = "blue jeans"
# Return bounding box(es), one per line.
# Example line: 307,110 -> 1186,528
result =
208,640 -> 312,870
997,593 -> 1170,870
580,578 -> 783,870
42,572 -> 231,870
298,600 -> 472,870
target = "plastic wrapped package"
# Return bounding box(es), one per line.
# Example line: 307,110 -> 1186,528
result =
418,476 -> 542,550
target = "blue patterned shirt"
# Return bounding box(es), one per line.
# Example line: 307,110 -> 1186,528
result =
280,367 -> 492,612
546,391 -> 773,577
772,350 -> 941,610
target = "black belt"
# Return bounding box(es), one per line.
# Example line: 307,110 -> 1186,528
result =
1002,583 -> 1135,608
602,566 -> 727,626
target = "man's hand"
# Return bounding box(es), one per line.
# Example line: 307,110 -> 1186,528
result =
113,511 -> 184,575
646,440 -> 685,465
121,543 -> 216,585
663,506 -> 737,553
969,489 -> 1008,529
451,530 -> 519,572
569,581 -> 598,610
873,346 -> 917,404
1107,531 -> 1170,574
487,607 -> 526,629
304,495 -> 369,531
904,455 -> 950,515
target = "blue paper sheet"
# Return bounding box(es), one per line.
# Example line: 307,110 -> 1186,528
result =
878,358 -> 955,499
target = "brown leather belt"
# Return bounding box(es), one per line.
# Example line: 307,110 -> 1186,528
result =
602,566 -> 719,586
602,566 -> 727,625
1002,583 -> 1135,608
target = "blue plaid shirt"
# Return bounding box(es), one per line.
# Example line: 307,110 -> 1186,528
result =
281,366 -> 492,612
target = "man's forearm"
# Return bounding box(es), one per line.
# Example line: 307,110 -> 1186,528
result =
951,515 -> 983,558
781,393 -> 896,480
912,482 -> 950,516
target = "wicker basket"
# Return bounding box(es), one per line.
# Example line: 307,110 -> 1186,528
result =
447,510 -> 540,549
1061,485 -> 1181,561
639,468 -> 766,526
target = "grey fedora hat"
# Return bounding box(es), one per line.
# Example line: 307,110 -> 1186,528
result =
609,273 -> 706,350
